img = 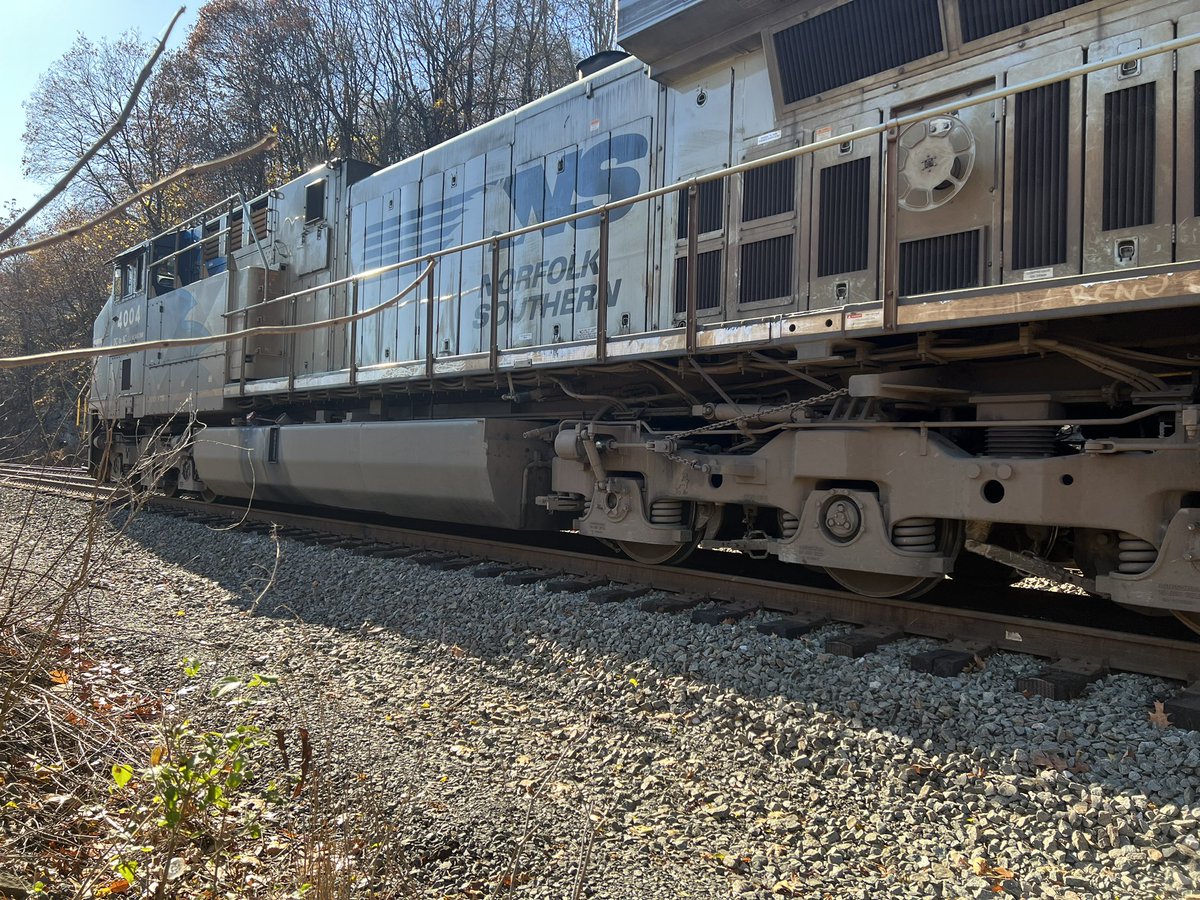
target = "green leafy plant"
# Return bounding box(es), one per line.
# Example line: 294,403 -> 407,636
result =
152,721 -> 266,831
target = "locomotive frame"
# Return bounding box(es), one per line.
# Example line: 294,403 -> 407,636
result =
90,0 -> 1200,625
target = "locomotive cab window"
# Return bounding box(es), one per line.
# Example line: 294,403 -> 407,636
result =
305,179 -> 327,224
115,252 -> 145,298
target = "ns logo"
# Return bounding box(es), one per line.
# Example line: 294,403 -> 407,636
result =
506,132 -> 649,236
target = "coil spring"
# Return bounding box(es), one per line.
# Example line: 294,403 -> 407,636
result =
649,499 -> 685,525
779,511 -> 800,540
892,517 -> 938,553
1117,533 -> 1157,574
985,425 -> 1058,458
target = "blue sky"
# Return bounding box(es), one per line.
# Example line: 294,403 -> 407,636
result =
0,1 -> 200,214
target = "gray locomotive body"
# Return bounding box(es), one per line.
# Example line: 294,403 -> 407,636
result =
91,0 -> 1200,619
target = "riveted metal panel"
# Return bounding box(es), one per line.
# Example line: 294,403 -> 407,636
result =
457,153 -> 488,355
1082,22 -> 1175,273
892,80 -> 1000,295
808,109 -> 881,310
1003,47 -> 1084,283
1176,12 -> 1200,261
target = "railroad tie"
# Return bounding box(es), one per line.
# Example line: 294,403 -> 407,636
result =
429,557 -> 480,571
639,593 -> 706,614
501,571 -> 547,586
542,576 -> 608,593
910,642 -> 994,676
691,600 -> 760,626
757,612 -> 829,639
469,563 -> 509,578
1016,659 -> 1106,701
371,546 -> 423,559
826,626 -> 903,658
1163,684 -> 1200,731
589,585 -> 651,604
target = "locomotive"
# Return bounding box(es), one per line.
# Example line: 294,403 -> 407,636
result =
91,0 -> 1200,628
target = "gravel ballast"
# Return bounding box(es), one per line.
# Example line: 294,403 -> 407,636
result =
5,488 -> 1200,899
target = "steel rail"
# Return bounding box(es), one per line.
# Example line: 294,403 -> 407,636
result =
5,471 -> 1197,683
147,496 -> 1200,684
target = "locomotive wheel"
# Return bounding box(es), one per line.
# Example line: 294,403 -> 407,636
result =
200,487 -> 219,504
823,567 -> 942,599
1173,610 -> 1200,637
616,539 -> 699,566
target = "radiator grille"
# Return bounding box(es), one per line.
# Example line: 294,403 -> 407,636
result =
742,159 -> 795,222
228,211 -> 243,252
899,230 -> 981,296
958,0 -> 1092,43
201,229 -> 220,265
674,250 -> 723,313
250,202 -> 270,241
773,0 -> 943,105
1103,83 -> 1156,231
677,180 -> 725,239
740,235 -> 793,303
1012,81 -> 1069,270
817,157 -> 871,277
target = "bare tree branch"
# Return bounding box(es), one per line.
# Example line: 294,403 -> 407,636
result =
0,6 -> 186,245
0,134 -> 278,262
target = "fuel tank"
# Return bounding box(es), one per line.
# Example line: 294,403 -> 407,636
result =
192,418 -> 557,530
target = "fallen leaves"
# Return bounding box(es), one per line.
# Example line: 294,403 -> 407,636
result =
969,857 -> 1014,879
1030,749 -> 1090,774
1148,700 -> 1172,729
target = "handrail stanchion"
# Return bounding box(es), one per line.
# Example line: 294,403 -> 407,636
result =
489,239 -> 501,374
596,209 -> 610,362
883,125 -> 900,332
237,298 -> 248,396
685,183 -> 699,356
287,296 -> 297,392
425,257 -> 436,380
349,279 -> 359,385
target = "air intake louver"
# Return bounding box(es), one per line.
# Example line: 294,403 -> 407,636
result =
773,0 -> 943,104
677,181 -> 725,239
1103,83 -> 1156,231
900,230 -> 981,296
675,251 -> 723,313
1012,81 -> 1069,270
743,160 -> 795,222
817,157 -> 871,277
740,235 -> 793,303
250,203 -> 269,241
958,0 -> 1092,43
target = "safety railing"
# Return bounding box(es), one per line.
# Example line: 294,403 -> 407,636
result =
44,29 -> 1200,383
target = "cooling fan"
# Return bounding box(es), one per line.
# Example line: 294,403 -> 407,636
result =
896,114 -> 976,212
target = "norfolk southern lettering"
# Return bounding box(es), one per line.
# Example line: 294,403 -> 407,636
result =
475,250 -> 622,327
358,131 -> 648,309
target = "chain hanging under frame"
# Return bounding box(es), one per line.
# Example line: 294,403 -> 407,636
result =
659,387 -> 849,471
